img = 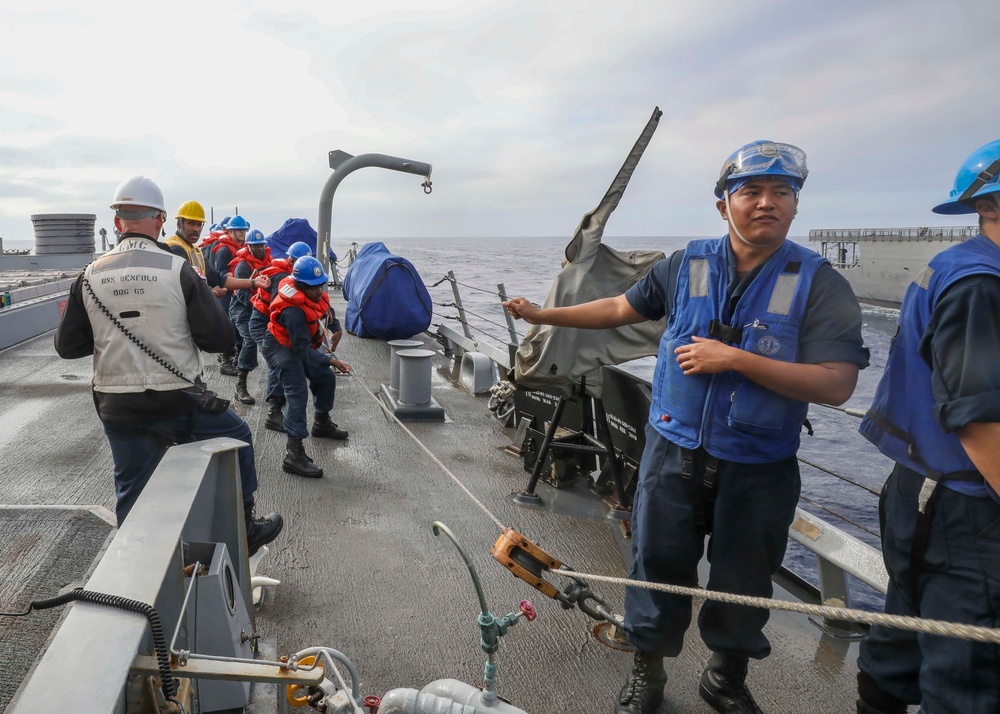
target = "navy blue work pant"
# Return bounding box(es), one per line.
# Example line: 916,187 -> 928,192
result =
218,291 -> 241,358
230,300 -> 257,372
624,424 -> 800,658
262,335 -> 335,440
101,408 -> 259,526
858,464 -> 1000,713
250,315 -> 282,402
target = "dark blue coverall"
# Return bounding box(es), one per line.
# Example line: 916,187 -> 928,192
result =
261,306 -> 342,440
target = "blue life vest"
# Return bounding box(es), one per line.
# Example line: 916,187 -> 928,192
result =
860,234 -> 1000,486
650,237 -> 826,463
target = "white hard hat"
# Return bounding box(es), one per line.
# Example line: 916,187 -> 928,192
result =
110,175 -> 165,212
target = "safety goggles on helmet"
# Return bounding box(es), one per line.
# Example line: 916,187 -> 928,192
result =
715,142 -> 808,198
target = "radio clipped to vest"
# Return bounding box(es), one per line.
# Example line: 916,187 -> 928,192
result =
81,277 -> 230,413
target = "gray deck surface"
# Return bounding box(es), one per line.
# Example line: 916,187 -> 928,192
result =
0,291 -> 868,714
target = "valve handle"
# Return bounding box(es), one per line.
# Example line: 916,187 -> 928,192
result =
363,694 -> 381,712
520,600 -> 537,621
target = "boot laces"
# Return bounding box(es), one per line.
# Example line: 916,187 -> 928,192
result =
622,654 -> 655,704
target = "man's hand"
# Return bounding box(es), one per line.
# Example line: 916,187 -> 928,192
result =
254,275 -> 271,290
212,286 -> 227,297
330,358 -> 352,374
503,297 -> 541,324
674,335 -> 738,375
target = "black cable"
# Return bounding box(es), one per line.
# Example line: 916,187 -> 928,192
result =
798,494 -> 880,539
798,456 -> 881,496
8,588 -> 178,700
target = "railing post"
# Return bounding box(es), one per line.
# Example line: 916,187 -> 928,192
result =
448,270 -> 474,340
497,282 -> 519,346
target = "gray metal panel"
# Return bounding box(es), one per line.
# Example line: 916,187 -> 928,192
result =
8,439 -> 248,714
0,294 -> 68,350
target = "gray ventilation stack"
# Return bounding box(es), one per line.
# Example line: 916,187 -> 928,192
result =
31,214 -> 97,255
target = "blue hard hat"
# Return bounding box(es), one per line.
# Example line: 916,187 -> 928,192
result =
219,216 -> 232,228
932,139 -> 1000,215
287,241 -> 313,261
291,256 -> 328,286
226,215 -> 251,230
715,140 -> 808,198
245,229 -> 267,245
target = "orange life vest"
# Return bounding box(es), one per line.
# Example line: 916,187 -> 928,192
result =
250,259 -> 292,316
228,246 -> 271,275
267,277 -> 331,349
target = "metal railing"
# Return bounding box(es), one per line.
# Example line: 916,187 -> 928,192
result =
808,226 -> 977,241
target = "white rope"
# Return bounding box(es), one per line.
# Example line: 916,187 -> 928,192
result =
551,569 -> 1000,645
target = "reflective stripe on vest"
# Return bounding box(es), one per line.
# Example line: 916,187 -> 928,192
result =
164,235 -> 207,278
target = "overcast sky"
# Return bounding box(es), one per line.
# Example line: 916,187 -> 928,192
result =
1,0 -> 998,246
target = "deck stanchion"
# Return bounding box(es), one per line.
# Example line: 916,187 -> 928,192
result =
448,271 -> 474,340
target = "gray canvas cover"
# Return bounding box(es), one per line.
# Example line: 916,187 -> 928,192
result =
514,108 -> 668,398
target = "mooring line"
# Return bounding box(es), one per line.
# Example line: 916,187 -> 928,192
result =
346,365 -> 1000,644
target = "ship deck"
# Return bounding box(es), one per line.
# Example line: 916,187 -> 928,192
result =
0,290 -> 874,713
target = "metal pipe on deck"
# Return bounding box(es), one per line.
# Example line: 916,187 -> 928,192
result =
316,150 -> 433,278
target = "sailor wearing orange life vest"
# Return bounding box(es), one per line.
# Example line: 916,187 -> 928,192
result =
262,256 -> 350,479
249,241 -> 316,433
229,228 -> 272,405
210,215 -> 250,376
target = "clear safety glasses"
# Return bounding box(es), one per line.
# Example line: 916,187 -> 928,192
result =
726,142 -> 808,181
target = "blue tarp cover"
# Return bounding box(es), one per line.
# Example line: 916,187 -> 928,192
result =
265,218 -> 336,262
341,242 -> 432,339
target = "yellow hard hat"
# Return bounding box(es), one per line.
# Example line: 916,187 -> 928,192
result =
175,200 -> 206,222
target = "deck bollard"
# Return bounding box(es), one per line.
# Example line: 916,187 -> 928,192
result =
397,349 -> 435,406
388,339 -> 423,392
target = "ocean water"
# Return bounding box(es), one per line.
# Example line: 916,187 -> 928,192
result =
9,234 -> 896,609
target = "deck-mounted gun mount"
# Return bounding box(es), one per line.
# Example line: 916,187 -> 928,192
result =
316,150 -> 433,279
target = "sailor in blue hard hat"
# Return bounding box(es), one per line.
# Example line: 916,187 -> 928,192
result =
856,139 -> 1000,714
249,242 -> 316,432
504,140 -> 868,714
263,255 -> 351,480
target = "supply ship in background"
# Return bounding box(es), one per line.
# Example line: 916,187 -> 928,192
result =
808,225 -> 978,307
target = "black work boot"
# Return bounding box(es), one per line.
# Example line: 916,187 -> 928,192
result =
856,670 -> 907,714
699,652 -> 763,713
235,370 -> 255,405
264,399 -> 284,432
615,650 -> 666,714
283,437 -> 323,478
311,411 -> 348,440
220,355 -> 239,376
244,500 -> 283,556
